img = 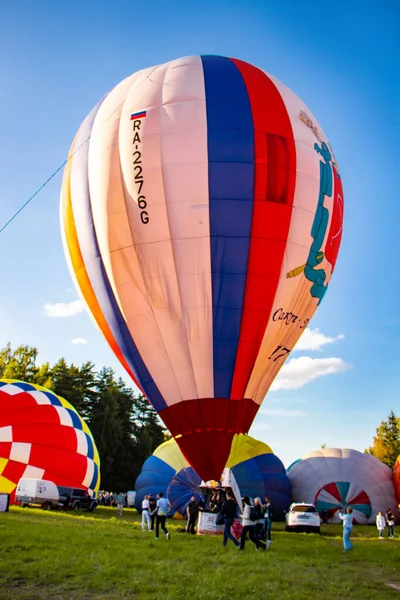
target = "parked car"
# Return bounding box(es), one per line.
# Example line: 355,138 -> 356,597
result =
285,502 -> 321,533
57,486 -> 97,512
15,478 -> 59,510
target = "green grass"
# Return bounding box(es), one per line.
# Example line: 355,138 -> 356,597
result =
0,507 -> 399,599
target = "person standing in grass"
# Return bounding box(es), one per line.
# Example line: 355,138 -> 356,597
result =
148,494 -> 157,530
116,492 -> 125,517
221,490 -> 240,548
254,497 -> 265,543
155,492 -> 171,540
186,496 -> 199,535
141,495 -> 151,531
338,507 -> 353,552
240,497 -> 266,551
386,508 -> 395,538
376,512 -> 386,538
262,497 -> 273,548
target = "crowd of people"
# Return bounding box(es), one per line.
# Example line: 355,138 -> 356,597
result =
99,487 -> 397,553
183,490 -> 274,551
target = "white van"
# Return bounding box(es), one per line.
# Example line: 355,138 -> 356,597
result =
16,478 -> 59,510
285,503 -> 321,533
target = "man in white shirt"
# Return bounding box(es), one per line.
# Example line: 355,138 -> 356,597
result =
155,492 -> 171,540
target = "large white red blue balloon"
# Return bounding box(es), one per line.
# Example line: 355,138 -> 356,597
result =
61,56 -> 344,481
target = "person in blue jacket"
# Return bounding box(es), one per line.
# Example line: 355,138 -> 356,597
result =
338,507 -> 353,552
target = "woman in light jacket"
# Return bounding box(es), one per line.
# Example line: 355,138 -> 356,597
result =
254,497 -> 265,543
240,497 -> 266,551
376,512 -> 386,538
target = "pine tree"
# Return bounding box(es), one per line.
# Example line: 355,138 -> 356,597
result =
365,410 -> 400,469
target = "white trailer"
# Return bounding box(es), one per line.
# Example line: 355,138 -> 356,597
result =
15,478 -> 59,509
126,490 -> 136,507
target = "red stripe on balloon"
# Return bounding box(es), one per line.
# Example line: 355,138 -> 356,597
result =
159,397 -> 260,481
10,424 -> 78,450
0,406 -> 64,428
228,59 -> 296,400
348,490 -> 370,506
0,391 -> 38,413
1,460 -> 26,485
325,164 -> 344,271
322,482 -> 343,503
28,446 -> 88,481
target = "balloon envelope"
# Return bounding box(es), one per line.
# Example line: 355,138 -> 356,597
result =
136,434 -> 290,519
288,448 -> 397,524
0,380 -> 100,501
61,55 -> 344,481
394,456 -> 400,504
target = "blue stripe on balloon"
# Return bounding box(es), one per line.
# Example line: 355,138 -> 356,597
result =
350,503 -> 371,517
85,433 -> 94,461
67,408 -> 82,430
89,462 -> 99,490
201,55 -> 255,398
70,102 -> 166,412
315,499 -> 338,511
8,382 -> 36,392
336,481 -> 351,501
45,392 -> 62,406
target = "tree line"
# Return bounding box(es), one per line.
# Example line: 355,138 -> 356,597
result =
0,343 -> 168,491
365,410 -> 400,469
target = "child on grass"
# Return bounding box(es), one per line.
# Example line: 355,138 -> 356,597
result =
376,512 -> 385,539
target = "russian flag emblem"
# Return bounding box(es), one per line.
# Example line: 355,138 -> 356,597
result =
130,111 -> 147,120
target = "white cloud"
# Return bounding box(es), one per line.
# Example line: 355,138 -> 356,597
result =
44,300 -> 84,318
269,396 -> 309,404
270,356 -> 351,391
261,408 -> 307,417
294,328 -> 345,352
71,338 -> 88,345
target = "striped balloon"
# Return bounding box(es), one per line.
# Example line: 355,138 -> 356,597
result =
0,380 -> 100,501
60,55 -> 344,481
288,448 -> 398,524
394,456 -> 400,504
315,481 -> 371,523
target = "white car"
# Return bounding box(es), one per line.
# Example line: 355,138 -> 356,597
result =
285,503 -> 321,534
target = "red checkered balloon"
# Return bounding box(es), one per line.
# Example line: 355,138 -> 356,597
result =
0,380 -> 100,501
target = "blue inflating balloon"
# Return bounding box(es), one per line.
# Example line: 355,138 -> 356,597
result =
134,456 -> 175,514
231,454 -> 291,520
167,467 -> 205,516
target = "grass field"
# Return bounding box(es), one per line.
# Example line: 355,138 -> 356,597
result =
0,507 -> 399,599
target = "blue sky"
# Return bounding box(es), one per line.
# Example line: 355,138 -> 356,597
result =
0,0 -> 399,467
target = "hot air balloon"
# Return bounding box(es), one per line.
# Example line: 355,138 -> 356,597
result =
61,55 -> 344,481
134,437 -> 188,517
135,434 -> 290,519
287,448 -> 397,524
0,380 -> 100,501
394,456 -> 400,504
